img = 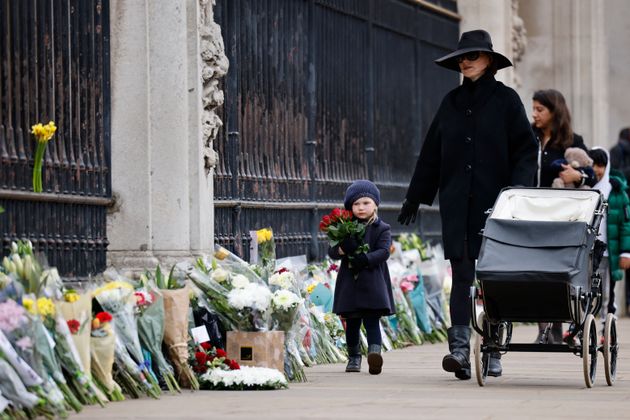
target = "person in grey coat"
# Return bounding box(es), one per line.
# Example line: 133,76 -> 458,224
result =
398,30 -> 538,380
329,180 -> 395,375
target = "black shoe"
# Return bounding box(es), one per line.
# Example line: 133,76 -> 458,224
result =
488,352 -> 502,377
345,344 -> 361,372
367,344 -> 383,375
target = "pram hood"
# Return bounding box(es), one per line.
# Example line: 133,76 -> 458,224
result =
476,188 -> 604,321
477,188 -> 603,281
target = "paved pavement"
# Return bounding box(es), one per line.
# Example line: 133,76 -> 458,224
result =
75,321 -> 630,420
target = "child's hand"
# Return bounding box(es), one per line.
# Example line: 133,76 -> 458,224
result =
559,164 -> 582,184
340,237 -> 359,255
352,253 -> 369,270
620,256 -> 630,270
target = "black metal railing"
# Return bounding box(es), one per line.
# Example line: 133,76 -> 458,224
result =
214,0 -> 459,261
0,0 -> 111,277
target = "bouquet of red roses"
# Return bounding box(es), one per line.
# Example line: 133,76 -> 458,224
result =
319,208 -> 369,267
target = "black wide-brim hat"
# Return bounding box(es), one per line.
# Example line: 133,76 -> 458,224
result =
435,29 -> 512,72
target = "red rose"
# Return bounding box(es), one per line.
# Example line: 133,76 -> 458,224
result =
67,319 -> 80,334
276,267 -> 289,274
322,215 -> 331,226
319,222 -> 328,232
195,351 -> 208,365
96,312 -> 113,323
216,348 -> 227,358
343,210 -> 353,219
228,360 -> 240,370
200,342 -> 212,350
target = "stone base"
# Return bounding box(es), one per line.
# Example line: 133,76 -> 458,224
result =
106,249 -> 212,275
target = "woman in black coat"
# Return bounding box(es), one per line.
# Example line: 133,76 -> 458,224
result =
398,30 -> 538,380
329,180 -> 395,375
531,88 -> 596,344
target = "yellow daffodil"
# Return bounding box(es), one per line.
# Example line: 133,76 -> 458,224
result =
22,298 -> 36,315
64,291 -> 80,303
36,297 -> 55,317
256,228 -> 273,243
31,121 -> 57,143
31,121 -> 57,192
93,280 -> 134,296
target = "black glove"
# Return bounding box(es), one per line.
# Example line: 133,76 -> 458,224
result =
397,199 -> 420,225
340,236 -> 360,255
351,253 -> 369,271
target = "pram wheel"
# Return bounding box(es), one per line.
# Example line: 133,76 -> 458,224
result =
582,314 -> 597,388
474,312 -> 490,386
603,313 -> 618,386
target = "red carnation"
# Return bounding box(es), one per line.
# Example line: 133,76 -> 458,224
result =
216,348 -> 227,358
200,342 -> 212,350
228,359 -> 240,370
67,319 -> 80,334
95,312 -> 113,323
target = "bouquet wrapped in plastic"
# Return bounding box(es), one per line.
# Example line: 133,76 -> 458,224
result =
250,228 -> 276,280
93,280 -> 160,398
56,290 -> 92,381
135,281 -> 180,393
270,288 -> 305,382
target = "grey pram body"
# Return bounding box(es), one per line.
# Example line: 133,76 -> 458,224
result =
470,187 -> 618,388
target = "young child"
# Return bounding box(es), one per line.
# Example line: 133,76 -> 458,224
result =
328,180 -> 395,375
588,148 -> 630,331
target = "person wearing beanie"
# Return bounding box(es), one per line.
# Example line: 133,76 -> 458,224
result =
397,30 -> 538,380
329,180 -> 395,375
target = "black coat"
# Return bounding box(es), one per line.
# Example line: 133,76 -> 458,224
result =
534,128 -> 595,188
405,73 -> 538,260
329,218 -> 395,318
610,138 -> 630,182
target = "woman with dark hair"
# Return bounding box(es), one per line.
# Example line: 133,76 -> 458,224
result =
398,30 -> 538,380
532,89 -> 596,189
531,89 -> 596,344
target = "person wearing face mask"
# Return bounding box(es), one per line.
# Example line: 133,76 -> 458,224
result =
398,30 -> 538,380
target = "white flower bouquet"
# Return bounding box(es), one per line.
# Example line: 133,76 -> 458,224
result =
199,366 -> 287,390
227,283 -> 272,331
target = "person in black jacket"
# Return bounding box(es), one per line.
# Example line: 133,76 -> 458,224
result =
329,180 -> 395,375
398,30 -> 538,380
531,89 -> 596,344
609,127 -> 630,182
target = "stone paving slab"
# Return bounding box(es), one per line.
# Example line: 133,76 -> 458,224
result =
74,321 -> 630,420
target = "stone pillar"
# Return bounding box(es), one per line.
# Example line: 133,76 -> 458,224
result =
457,0 -> 515,86
107,0 -> 227,270
515,0 -> 608,147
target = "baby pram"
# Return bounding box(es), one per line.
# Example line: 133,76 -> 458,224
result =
471,187 -> 618,387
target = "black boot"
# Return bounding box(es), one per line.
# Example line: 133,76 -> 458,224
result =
442,326 -> 471,380
488,352 -> 502,377
550,322 -> 563,345
535,322 -> 548,343
345,344 -> 361,372
367,344 -> 383,375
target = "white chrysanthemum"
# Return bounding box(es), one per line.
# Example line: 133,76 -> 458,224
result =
231,274 -> 250,289
272,290 -> 302,311
211,268 -> 229,283
269,271 -> 295,289
228,283 -> 272,311
200,366 -> 287,389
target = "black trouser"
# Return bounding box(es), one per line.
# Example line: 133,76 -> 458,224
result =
449,246 -> 476,327
345,317 -> 382,347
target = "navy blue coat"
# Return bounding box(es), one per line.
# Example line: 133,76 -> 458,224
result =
329,218 -> 395,318
405,73 -> 538,260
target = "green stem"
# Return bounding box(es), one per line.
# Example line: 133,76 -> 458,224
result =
32,142 -> 46,192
